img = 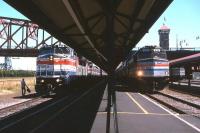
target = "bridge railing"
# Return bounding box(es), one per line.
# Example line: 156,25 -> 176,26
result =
168,47 -> 200,51
132,47 -> 200,51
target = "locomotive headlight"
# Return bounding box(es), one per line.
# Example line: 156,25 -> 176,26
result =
40,79 -> 44,83
165,71 -> 169,75
137,70 -> 143,77
49,55 -> 53,61
56,78 -> 61,82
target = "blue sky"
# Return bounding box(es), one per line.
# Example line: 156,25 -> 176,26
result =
0,1 -> 28,19
0,0 -> 200,70
137,0 -> 200,49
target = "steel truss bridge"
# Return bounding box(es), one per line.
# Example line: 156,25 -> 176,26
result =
0,16 -> 68,70
0,16 -> 66,57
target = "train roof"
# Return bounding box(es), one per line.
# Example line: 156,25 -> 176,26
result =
124,45 -> 164,61
137,45 -> 164,53
141,45 -> 161,49
39,45 -> 71,50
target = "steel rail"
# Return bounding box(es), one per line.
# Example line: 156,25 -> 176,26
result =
0,96 -> 42,114
0,94 -> 71,132
146,94 -> 186,114
168,87 -> 200,98
156,91 -> 200,109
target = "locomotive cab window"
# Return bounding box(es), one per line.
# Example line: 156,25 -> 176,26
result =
137,50 -> 151,59
62,47 -> 71,55
137,47 -> 167,59
39,48 -> 53,55
153,49 -> 167,59
55,48 -> 63,54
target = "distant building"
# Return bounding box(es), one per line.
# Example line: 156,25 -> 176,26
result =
158,24 -> 170,50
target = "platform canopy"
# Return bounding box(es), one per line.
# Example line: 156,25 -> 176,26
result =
5,0 -> 172,73
170,53 -> 200,67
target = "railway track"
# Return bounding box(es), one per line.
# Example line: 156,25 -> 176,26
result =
180,80 -> 200,85
146,91 -> 200,117
169,83 -> 200,96
0,96 -> 51,119
0,94 -> 72,133
168,87 -> 200,98
0,80 -> 106,133
157,91 -> 200,109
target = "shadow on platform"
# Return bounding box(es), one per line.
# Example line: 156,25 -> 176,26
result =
13,93 -> 38,99
114,81 -> 152,93
33,81 -> 106,133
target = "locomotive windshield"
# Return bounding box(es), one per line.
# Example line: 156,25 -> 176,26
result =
39,47 -> 54,55
152,49 -> 167,59
137,47 -> 167,59
55,47 -> 70,55
38,46 -> 71,57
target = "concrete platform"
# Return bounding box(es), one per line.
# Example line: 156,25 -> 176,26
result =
91,91 -> 200,133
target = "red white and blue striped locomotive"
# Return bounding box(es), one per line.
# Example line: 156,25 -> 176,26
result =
116,46 -> 169,92
35,45 -> 104,94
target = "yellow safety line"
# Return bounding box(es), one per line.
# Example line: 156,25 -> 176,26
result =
126,92 -> 149,114
97,112 -> 172,116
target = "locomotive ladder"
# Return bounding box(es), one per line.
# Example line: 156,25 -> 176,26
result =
106,79 -> 119,133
